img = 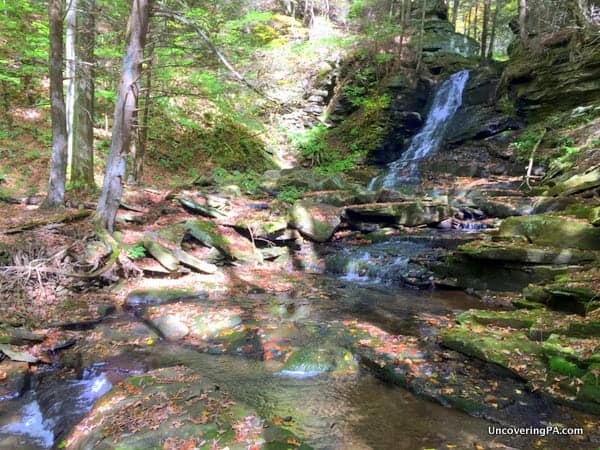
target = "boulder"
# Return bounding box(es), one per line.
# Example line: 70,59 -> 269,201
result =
288,201 -> 341,242
498,215 -> 600,250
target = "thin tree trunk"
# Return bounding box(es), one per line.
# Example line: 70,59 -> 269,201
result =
481,0 -> 491,59
416,0 -> 427,72
452,0 -> 460,28
42,0 -> 68,209
472,1 -> 479,41
519,0 -> 528,46
465,9 -> 471,37
96,0 -> 152,231
132,40 -> 154,184
71,0 -> 96,189
487,0 -> 501,59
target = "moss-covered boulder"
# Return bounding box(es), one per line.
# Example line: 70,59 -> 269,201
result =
546,167 -> 600,197
522,275 -> 600,316
280,347 -> 357,378
498,215 -> 600,250
65,366 -> 310,449
459,241 -> 596,264
346,202 -> 453,227
288,201 -> 341,242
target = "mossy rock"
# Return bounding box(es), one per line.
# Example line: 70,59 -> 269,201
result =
546,167 -> 600,197
280,347 -> 357,377
499,215 -> 600,250
65,366 -> 310,449
542,334 -> 600,368
192,313 -> 242,338
434,254 -> 575,291
578,364 -> 600,407
185,219 -> 262,263
459,241 -> 596,264
288,201 -> 341,242
440,326 -> 544,378
523,281 -> 600,315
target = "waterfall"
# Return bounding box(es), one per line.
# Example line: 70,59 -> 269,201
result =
369,70 -> 470,190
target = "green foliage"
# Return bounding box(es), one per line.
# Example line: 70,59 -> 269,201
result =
277,186 -> 305,204
293,124 -> 330,167
212,167 -> 262,195
127,244 -> 146,260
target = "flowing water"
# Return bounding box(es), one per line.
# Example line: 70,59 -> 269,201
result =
369,70 -> 470,189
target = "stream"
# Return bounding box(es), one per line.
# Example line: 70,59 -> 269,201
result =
0,277 -> 594,449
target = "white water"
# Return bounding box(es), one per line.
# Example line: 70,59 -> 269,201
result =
0,370 -> 112,449
369,70 -> 470,189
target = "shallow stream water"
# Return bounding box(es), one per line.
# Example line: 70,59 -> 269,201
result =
1,279 -> 596,449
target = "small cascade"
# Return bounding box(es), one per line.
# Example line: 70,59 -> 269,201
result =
370,70 -> 470,189
0,366 -> 112,449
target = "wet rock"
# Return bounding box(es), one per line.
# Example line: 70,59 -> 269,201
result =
0,360 -> 29,400
345,202 -> 453,227
192,313 -> 242,338
280,347 -> 356,378
66,366 -> 310,449
125,289 -> 199,309
289,200 -> 341,242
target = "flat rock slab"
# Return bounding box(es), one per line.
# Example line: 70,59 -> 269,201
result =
345,202 -> 453,226
65,365 -> 310,449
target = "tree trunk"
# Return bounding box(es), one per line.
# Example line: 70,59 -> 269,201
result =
481,0 -> 491,59
71,0 -> 96,189
487,0 -> 501,59
472,1 -> 479,41
465,8 -> 471,37
132,40 -> 154,184
519,0 -> 528,46
416,0 -> 427,72
96,0 -> 152,232
452,0 -> 460,28
42,0 -> 68,209
65,0 -> 77,176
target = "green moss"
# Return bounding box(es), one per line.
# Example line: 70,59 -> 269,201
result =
548,356 -> 586,377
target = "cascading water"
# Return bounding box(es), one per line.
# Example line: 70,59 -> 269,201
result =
369,70 -> 470,190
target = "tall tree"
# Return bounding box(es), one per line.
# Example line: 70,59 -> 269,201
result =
451,0 -> 460,28
481,0 -> 491,59
70,0 -> 96,188
131,40 -> 154,184
96,0 -> 153,231
65,0 -> 77,174
487,0 -> 501,59
42,0 -> 68,208
519,0 -> 528,46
